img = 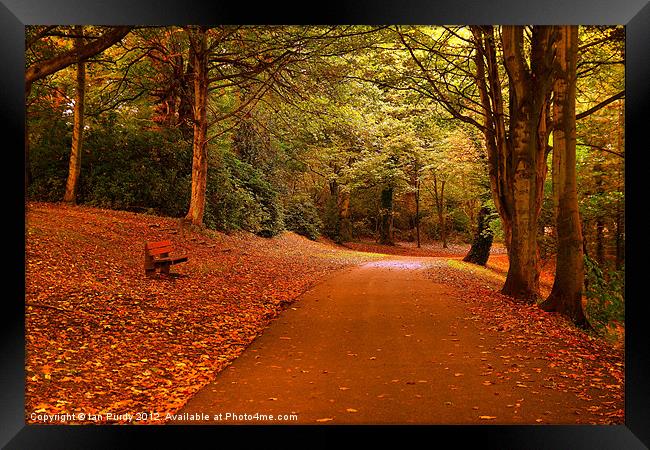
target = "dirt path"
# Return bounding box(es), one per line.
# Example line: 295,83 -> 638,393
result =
174,257 -> 614,424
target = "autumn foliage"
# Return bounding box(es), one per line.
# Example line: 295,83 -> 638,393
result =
25,203 -> 623,424
25,202 -> 375,423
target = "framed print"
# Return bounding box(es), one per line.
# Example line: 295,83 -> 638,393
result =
4,0 -> 649,447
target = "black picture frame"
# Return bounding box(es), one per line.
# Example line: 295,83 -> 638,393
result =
4,0 -> 648,448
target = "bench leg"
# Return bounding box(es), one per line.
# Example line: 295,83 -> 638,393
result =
160,263 -> 171,276
145,268 -> 156,278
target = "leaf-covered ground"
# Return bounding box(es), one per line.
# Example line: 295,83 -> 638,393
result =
25,202 -> 623,425
25,202 -> 379,424
426,259 -> 624,424
343,240 -> 507,257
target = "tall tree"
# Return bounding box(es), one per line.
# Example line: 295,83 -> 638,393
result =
431,173 -> 447,248
397,26 -> 559,301
378,186 -> 395,244
185,26 -> 210,225
181,26 -> 310,226
539,26 -> 589,326
63,26 -> 86,204
495,26 -> 558,301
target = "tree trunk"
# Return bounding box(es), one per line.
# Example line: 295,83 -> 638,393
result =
325,179 -> 351,243
63,26 -> 86,204
378,186 -> 394,245
539,26 -> 589,327
338,189 -> 352,242
25,108 -> 32,189
615,100 -> 624,269
185,27 -> 209,226
594,162 -> 605,266
440,181 -> 447,248
463,204 -> 493,265
499,105 -> 546,302
472,26 -> 557,302
615,200 -> 624,269
432,173 -> 447,248
415,180 -> 421,248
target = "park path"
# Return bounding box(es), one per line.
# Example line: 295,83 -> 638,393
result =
174,257 -> 600,424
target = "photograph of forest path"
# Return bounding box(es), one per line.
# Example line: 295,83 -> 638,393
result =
25,25 -> 624,425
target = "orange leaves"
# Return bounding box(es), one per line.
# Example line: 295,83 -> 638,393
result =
25,203 -> 376,424
427,247 -> 625,425
25,203 -> 625,425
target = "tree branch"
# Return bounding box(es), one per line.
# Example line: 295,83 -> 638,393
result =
576,91 -> 624,120
26,26 -> 132,92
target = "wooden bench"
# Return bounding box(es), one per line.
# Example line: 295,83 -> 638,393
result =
144,240 -> 188,277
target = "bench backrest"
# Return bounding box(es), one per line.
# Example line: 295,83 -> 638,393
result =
145,240 -> 173,256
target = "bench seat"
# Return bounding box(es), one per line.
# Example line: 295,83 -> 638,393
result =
144,240 -> 188,276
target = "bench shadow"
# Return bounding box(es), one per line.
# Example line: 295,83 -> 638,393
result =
146,273 -> 190,280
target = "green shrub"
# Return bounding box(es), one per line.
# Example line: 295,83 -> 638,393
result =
284,197 -> 323,240
322,196 -> 342,242
488,215 -> 505,242
27,115 -> 72,202
28,122 -> 193,217
584,255 -> 625,332
204,152 -> 284,237
80,127 -> 192,216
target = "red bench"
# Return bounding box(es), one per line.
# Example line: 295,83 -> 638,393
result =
144,240 -> 188,277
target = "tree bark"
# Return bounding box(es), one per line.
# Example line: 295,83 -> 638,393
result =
463,204 -> 493,266
432,174 -> 447,248
501,27 -> 557,302
338,189 -> 352,242
63,27 -> 86,204
378,186 -> 394,245
593,162 -> 605,266
185,27 -> 210,226
25,108 -> 32,189
472,26 -> 557,302
415,179 -> 421,248
539,26 -> 589,327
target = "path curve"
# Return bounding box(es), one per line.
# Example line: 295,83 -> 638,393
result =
173,257 -> 603,424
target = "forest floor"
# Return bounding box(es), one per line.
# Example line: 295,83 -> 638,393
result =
25,202 -> 623,425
